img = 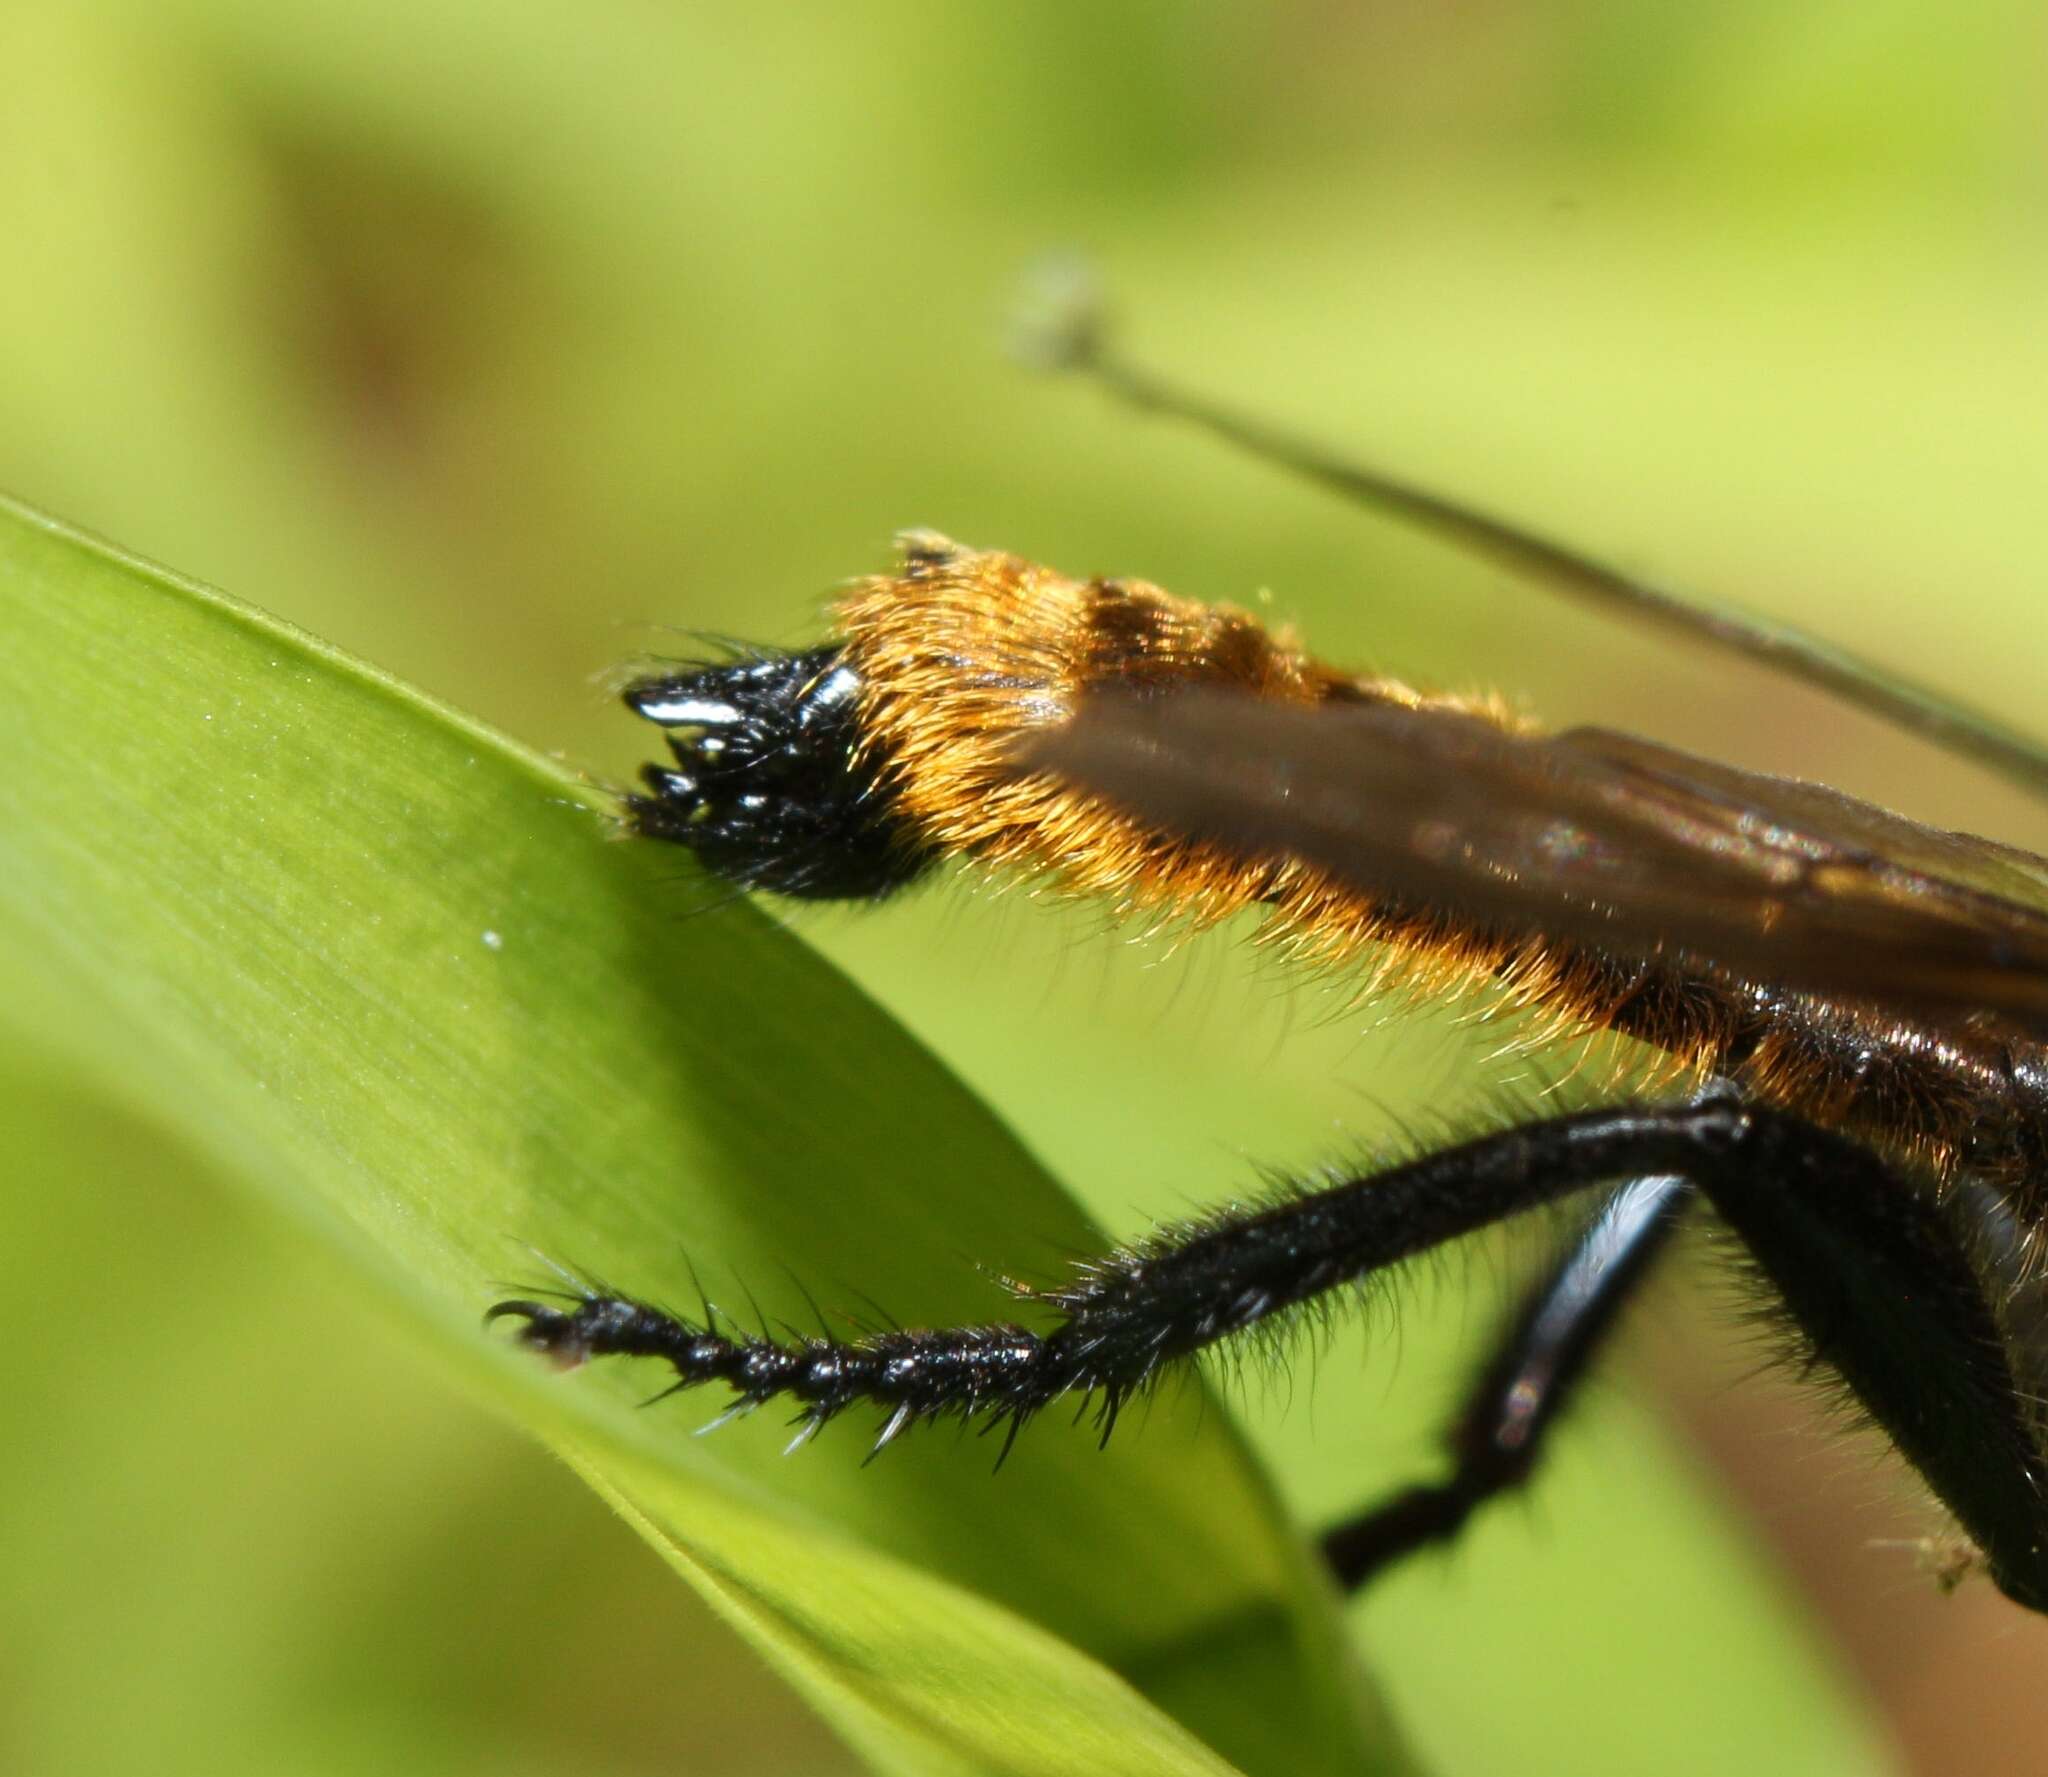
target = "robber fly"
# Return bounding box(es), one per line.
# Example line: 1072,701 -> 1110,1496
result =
491,292 -> 2048,1610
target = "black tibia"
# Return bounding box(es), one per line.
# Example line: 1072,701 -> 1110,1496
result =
491,1098 -> 2048,1605
1320,1173 -> 1692,1592
623,645 -> 933,900
491,1109 -> 1734,1456
483,1113 -> 1728,1457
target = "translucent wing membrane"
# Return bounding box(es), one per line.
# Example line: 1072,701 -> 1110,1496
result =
1019,687 -> 2048,1030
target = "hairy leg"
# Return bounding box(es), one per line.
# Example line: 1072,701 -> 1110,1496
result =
492,1109 -> 1736,1451
493,1094 -> 2047,1601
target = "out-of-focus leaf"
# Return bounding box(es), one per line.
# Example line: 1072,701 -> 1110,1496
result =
0,498 -> 1404,1777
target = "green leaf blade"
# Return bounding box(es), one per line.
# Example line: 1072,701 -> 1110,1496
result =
0,498 -> 1405,1777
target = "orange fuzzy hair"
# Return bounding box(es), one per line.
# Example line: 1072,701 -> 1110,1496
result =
829,532 -> 2028,1192
835,532 -> 1675,1055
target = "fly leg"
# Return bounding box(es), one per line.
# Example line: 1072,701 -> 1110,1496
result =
491,1109 -> 1735,1455
493,1096 -> 2048,1605
1320,1173 -> 1691,1590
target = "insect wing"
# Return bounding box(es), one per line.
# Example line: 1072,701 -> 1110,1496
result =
1021,688 -> 2048,1028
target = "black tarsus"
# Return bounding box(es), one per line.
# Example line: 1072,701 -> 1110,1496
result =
491,1096 -> 2048,1607
1319,1172 -> 1692,1591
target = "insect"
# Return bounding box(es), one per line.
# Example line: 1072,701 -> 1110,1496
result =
490,294 -> 2048,1611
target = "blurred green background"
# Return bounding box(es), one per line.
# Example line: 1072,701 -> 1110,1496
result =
6,3 -> 2048,1775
